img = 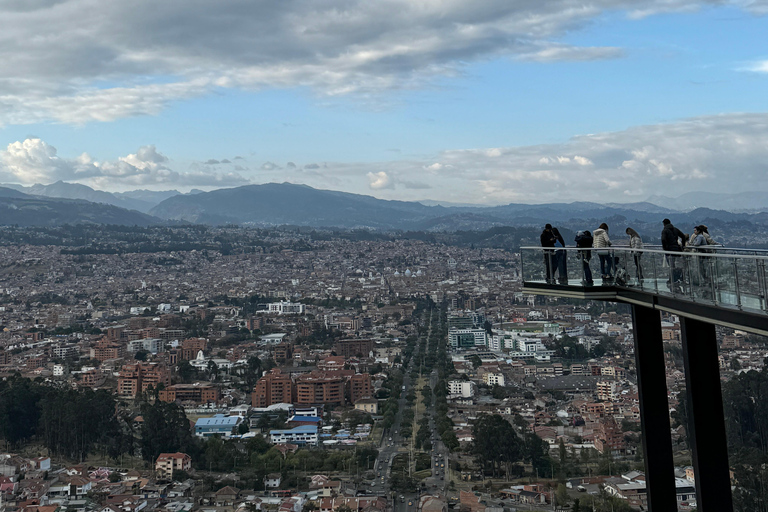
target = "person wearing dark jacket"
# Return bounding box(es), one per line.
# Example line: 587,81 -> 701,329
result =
551,227 -> 568,284
661,219 -> 687,252
540,224 -> 556,284
575,230 -> 594,286
661,219 -> 688,288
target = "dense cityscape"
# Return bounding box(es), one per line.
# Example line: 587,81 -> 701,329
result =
0,225 -> 764,512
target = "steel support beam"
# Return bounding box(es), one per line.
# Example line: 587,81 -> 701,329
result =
632,305 -> 677,511
680,317 -> 733,512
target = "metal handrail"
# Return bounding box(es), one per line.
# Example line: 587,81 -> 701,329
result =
520,246 -> 768,315
520,246 -> 768,261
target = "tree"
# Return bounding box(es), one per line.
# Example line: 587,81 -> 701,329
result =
471,414 -> 523,478
177,360 -> 195,383
139,401 -> 198,463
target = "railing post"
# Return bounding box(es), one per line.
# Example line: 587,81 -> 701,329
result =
631,305 -> 677,511
709,257 -> 718,304
732,259 -> 742,310
758,258 -> 768,312
680,317 -> 734,512
652,255 -> 659,293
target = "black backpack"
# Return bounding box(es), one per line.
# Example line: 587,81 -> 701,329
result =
575,231 -> 593,260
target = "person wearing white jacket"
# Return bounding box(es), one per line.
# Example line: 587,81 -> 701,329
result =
626,227 -> 644,282
592,223 -> 612,282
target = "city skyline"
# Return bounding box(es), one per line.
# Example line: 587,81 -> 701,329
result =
0,1 -> 767,203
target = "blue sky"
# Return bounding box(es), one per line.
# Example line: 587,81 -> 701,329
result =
0,1 -> 766,204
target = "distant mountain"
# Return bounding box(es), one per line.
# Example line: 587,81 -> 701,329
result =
0,189 -> 160,226
646,191 -> 768,212
3,181 -> 175,213
149,182 -> 709,231
114,189 -> 181,207
150,182 -> 445,228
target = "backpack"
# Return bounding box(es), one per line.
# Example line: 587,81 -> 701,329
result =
614,267 -> 629,287
575,231 -> 593,260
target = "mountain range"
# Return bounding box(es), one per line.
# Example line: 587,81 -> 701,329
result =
1,181 -> 768,231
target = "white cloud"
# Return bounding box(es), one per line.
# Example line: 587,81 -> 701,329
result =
261,161 -> 281,170
0,138 -> 249,189
367,171 -> 393,190
0,0 -> 737,125
740,59 -> 768,73
345,112 -> 768,203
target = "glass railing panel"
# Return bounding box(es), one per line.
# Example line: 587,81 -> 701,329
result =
520,247 -> 768,315
736,257 -> 763,311
688,253 -> 716,302
713,257 -> 738,307
521,248 -> 548,283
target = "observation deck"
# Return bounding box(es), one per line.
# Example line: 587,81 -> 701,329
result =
521,246 -> 768,335
520,246 -> 768,512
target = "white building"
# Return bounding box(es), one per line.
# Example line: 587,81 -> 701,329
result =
127,338 -> 164,354
269,426 -> 319,446
483,372 -> 505,387
448,328 -> 487,348
267,301 -> 305,315
448,380 -> 476,398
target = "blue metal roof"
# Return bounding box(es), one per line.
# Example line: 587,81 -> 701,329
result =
195,415 -> 240,427
270,425 -> 318,435
289,415 -> 321,423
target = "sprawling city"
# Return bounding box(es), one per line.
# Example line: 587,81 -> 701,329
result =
0,223 -> 764,512
2,2 -> 768,512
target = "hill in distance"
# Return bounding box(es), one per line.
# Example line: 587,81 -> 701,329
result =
0,187 -> 159,227
3,181 -> 180,213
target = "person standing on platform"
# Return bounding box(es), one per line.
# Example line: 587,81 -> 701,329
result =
626,227 -> 644,283
575,230 -> 594,286
540,224 -> 556,284
661,218 -> 688,289
551,227 -> 568,284
593,223 -> 613,284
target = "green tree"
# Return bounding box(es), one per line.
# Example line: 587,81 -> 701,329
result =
139,401 -> 198,463
471,414 -> 523,478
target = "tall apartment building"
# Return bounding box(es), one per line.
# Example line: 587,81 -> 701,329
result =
593,417 -> 626,455
273,342 -> 293,362
295,373 -> 346,406
252,369 -> 294,407
159,383 -> 220,403
346,373 -> 373,404
92,339 -> 126,362
333,339 -> 373,358
117,362 -> 171,397
106,325 -> 126,341
181,338 -> 208,361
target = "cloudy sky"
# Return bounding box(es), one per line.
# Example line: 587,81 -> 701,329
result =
0,0 -> 767,204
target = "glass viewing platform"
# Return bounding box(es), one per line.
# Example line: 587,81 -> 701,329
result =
521,244 -> 768,512
521,245 -> 768,324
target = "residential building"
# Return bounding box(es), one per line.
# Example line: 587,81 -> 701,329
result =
448,380 -> 476,398
354,397 -> 378,414
117,362 -> 171,397
346,373 -> 373,404
252,369 -> 294,407
155,453 -> 192,479
269,425 -> 319,446
159,383 -> 220,403
92,339 -> 126,361
333,339 -> 373,358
